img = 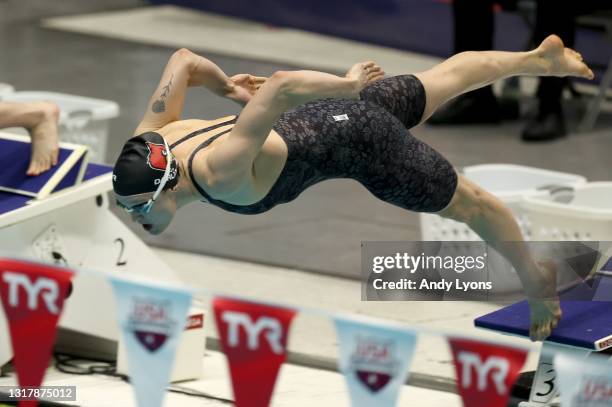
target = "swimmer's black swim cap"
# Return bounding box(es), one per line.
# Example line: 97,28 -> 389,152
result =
112,132 -> 179,196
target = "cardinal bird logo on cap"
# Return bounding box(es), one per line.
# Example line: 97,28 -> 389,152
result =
146,142 -> 168,171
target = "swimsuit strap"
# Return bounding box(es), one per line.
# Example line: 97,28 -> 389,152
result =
169,116 -> 237,150
187,127 -> 234,202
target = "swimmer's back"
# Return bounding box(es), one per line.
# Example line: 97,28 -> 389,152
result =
156,116 -> 237,155
148,115 -> 289,205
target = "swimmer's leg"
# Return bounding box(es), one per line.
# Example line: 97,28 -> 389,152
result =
414,34 -> 593,123
437,175 -> 561,341
0,101 -> 60,175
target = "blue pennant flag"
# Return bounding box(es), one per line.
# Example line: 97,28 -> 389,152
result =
555,351 -> 612,407
334,316 -> 417,407
110,277 -> 192,407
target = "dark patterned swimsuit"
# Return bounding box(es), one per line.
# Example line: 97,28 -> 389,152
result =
177,75 -> 458,215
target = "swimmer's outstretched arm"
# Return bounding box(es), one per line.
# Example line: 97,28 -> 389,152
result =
204,62 -> 385,187
135,48 -> 263,134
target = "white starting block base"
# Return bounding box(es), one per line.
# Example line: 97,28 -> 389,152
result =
0,170 -> 186,372
517,342 -> 592,407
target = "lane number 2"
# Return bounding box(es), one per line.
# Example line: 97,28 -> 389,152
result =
114,238 -> 127,266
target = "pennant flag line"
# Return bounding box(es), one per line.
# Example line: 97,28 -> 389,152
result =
110,277 -> 192,407
334,316 -> 417,407
213,297 -> 296,407
0,255 -> 557,407
0,258 -> 73,407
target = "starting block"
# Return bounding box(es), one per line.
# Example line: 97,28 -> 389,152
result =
475,268 -> 612,406
0,133 -> 89,200
0,131 -> 187,375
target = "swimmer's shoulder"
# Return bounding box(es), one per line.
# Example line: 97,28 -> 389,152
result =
154,115 -> 238,137
164,114 -> 248,200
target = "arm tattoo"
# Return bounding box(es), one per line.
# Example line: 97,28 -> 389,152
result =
152,74 -> 174,113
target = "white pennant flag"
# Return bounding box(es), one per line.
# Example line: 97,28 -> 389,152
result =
334,316 -> 417,407
110,277 -> 192,407
555,351 -> 612,407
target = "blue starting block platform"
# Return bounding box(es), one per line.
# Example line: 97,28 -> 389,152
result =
475,266 -> 612,406
476,299 -> 612,351
0,133 -> 89,200
0,163 -> 111,217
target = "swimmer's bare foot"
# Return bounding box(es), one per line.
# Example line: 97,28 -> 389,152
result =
27,102 -> 60,176
534,34 -> 594,80
524,260 -> 562,341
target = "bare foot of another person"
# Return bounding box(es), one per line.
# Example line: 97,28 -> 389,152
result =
525,260 -> 562,341
535,34 -> 594,80
27,102 -> 60,176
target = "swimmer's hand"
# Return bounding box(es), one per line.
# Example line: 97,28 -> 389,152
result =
226,74 -> 267,106
345,62 -> 385,93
